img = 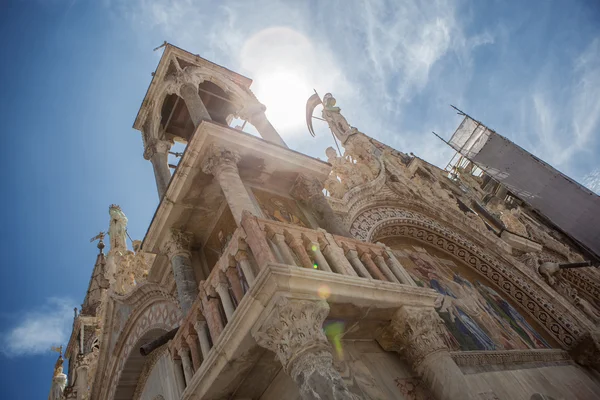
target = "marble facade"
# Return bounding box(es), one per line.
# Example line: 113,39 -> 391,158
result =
55,44 -> 600,400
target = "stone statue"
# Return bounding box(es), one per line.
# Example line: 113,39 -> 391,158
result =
108,205 -> 128,253
321,93 -> 357,144
49,348 -> 67,400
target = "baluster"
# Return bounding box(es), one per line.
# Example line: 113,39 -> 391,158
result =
224,258 -> 245,304
372,250 -> 400,283
199,282 -> 224,341
240,210 -> 277,269
284,230 -> 313,269
177,344 -> 194,385
235,240 -> 256,285
184,330 -> 201,371
380,244 -> 417,285
302,233 -> 332,272
213,271 -> 236,321
171,352 -> 186,393
193,315 -> 211,360
266,225 -> 297,266
359,249 -> 388,281
317,231 -> 358,276
342,242 -> 371,278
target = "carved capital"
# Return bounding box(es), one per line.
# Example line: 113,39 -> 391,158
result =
378,306 -> 448,367
162,229 -> 193,259
236,102 -> 266,121
201,144 -> 241,176
252,297 -> 331,373
290,174 -> 324,202
143,139 -> 172,160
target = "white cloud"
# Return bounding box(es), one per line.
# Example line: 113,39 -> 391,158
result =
582,168 -> 600,195
112,0 -> 494,166
1,298 -> 76,357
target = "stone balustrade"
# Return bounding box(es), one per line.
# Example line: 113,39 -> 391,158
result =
168,211 -> 415,391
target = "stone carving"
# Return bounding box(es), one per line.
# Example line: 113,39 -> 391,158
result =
379,306 -> 448,367
343,134 -> 381,178
253,297 -> 359,400
49,351 -> 67,400
350,206 -> 583,348
325,147 -> 374,199
201,144 -> 241,176
321,93 -> 357,144
394,377 -> 433,400
162,229 -> 193,259
113,243 -> 149,296
450,349 -> 571,367
108,205 -> 128,254
143,139 -> 172,161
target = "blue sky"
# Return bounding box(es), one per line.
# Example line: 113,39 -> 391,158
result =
0,0 -> 599,398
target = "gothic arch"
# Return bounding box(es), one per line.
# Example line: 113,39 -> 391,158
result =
99,284 -> 180,400
350,205 -> 589,350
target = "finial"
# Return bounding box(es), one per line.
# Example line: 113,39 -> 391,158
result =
109,204 -> 122,211
51,345 -> 63,357
90,232 -> 106,253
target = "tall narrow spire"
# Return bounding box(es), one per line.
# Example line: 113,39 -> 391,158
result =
81,233 -> 109,316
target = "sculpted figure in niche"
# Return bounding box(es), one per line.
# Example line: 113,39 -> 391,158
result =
325,147 -> 372,198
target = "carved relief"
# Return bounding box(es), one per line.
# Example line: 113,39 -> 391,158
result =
350,206 -> 584,348
253,297 -> 359,400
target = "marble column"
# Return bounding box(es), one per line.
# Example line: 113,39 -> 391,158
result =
193,319 -> 212,360
163,229 -> 198,315
171,356 -> 186,394
248,109 -> 288,148
225,265 -> 245,304
177,345 -> 194,385
290,174 -> 350,238
75,359 -> 88,400
213,271 -> 236,321
253,297 -> 359,400
202,144 -> 260,226
199,282 -> 225,341
144,139 -> 173,199
185,332 -> 202,371
179,82 -> 212,127
235,246 -> 256,285
377,306 -> 474,400
318,231 -> 357,277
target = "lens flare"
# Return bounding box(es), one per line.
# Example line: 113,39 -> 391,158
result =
324,321 -> 345,359
311,244 -> 317,252
317,285 -> 331,299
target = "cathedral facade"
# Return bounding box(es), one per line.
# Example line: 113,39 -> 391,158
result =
50,44 -> 600,400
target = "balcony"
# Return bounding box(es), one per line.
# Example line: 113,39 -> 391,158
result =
166,211 -> 438,399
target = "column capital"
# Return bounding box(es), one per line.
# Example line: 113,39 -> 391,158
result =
163,229 -> 193,259
201,144 -> 242,176
252,297 -> 330,373
289,174 -> 324,202
143,139 -> 172,160
377,306 -> 448,367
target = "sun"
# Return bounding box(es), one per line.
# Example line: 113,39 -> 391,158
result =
253,69 -> 311,132
240,27 -> 317,133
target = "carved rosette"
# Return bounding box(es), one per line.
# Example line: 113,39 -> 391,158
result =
378,306 -> 448,368
201,144 -> 242,177
162,229 -> 193,259
253,297 -> 358,400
